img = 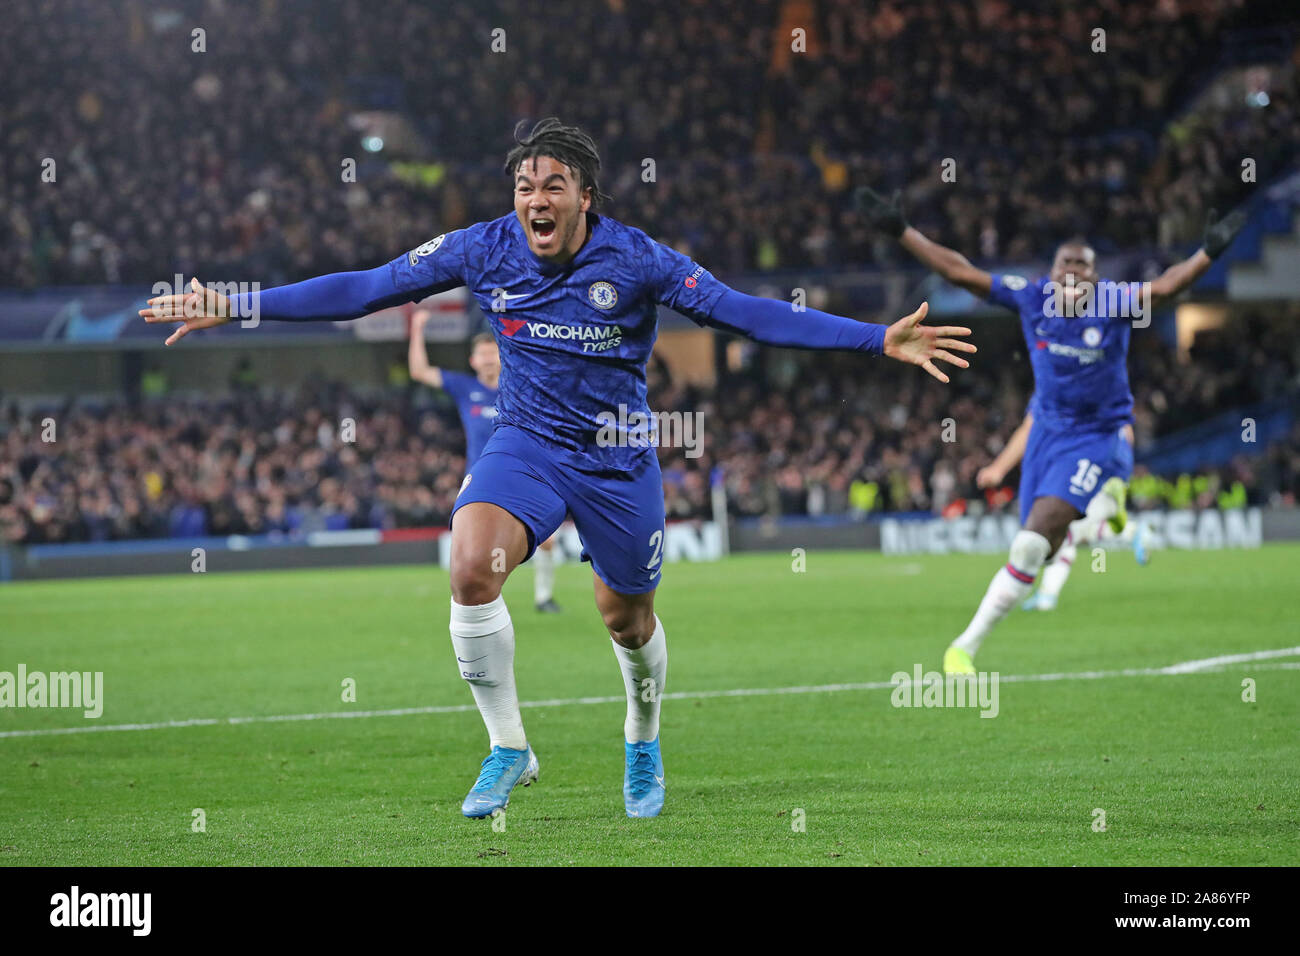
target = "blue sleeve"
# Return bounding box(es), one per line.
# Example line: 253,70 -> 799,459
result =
642,235 -> 884,353
987,273 -> 1035,314
227,264 -> 410,322
643,236 -> 730,321
228,228 -> 474,322
707,290 -> 886,354
389,227 -> 473,297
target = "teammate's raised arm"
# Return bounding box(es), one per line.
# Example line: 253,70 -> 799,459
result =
977,410 -> 1033,489
854,187 -> 993,299
407,309 -> 444,388
1147,208 -> 1247,309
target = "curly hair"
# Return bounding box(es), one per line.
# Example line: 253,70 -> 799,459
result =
504,117 -> 611,208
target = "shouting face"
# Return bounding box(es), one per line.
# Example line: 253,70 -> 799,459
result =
514,155 -> 592,263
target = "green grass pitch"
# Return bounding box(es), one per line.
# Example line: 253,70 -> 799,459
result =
1,546 -> 1297,866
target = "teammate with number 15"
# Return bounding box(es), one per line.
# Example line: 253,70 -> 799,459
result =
143,119 -> 976,819
855,186 -> 1245,674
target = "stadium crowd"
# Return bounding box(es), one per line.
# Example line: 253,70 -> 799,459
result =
3,0 -> 1297,545
658,313 -> 1300,522
4,0 -> 1293,288
2,315 -> 1297,545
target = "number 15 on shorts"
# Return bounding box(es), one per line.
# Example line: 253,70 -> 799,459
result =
1069,458 -> 1102,496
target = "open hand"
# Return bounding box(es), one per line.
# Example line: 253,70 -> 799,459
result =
139,277 -> 233,346
882,301 -> 976,384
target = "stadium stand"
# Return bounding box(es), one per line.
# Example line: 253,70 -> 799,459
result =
1,0 -> 1297,544
3,312 -> 1297,544
3,0 -> 1293,285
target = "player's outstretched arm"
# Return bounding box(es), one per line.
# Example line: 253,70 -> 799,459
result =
1147,208 -> 1247,309
977,411 -> 1033,488
141,265 -> 410,346
407,309 -> 444,388
854,187 -> 993,298
704,290 -> 975,384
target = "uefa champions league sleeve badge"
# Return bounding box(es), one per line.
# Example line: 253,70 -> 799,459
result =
409,234 -> 446,266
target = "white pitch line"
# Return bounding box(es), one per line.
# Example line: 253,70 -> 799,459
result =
1152,646 -> 1300,674
1,647 -> 1297,740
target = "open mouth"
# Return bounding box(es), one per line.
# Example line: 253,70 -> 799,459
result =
531,218 -> 556,241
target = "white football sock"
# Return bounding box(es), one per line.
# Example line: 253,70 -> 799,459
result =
611,615 -> 667,743
533,544 -> 555,605
1039,538 -> 1076,599
952,530 -> 1050,657
449,596 -> 526,750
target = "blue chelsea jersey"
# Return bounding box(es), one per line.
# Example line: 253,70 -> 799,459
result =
439,370 -> 498,466
988,273 -> 1136,433
389,213 -> 727,472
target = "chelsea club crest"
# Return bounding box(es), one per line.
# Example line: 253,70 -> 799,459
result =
588,281 -> 618,310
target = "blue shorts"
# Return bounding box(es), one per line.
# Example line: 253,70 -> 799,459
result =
1019,423 -> 1134,524
451,424 -> 665,595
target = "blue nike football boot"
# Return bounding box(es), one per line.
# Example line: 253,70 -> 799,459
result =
624,737 -> 665,818
462,745 -> 539,818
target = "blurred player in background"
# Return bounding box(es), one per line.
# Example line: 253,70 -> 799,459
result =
975,401 -> 1149,612
145,119 -> 975,821
855,186 -> 1244,673
408,316 -> 562,613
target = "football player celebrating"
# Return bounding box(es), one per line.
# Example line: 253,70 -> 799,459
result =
144,119 -> 975,820
855,186 -> 1243,674
975,401 -> 1149,613
408,318 -> 562,613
